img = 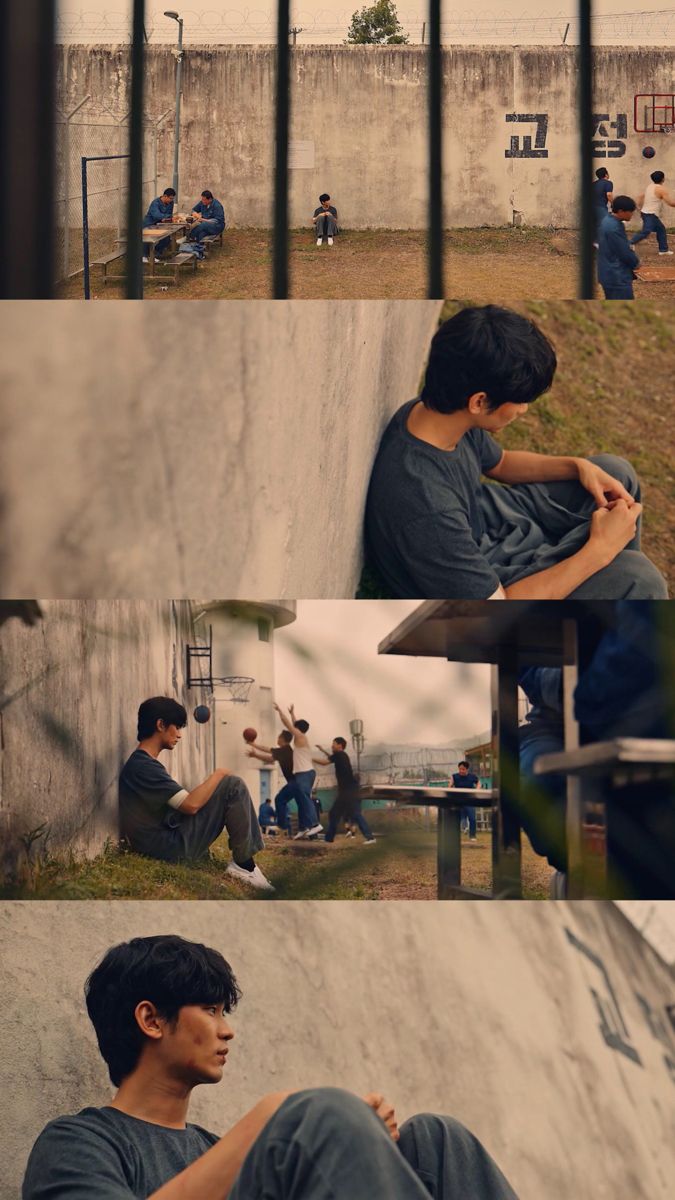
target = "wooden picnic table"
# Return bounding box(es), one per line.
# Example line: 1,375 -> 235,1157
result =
364,783 -> 495,899
143,221 -> 192,276
378,601 -> 618,898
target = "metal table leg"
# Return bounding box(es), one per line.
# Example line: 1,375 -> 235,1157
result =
491,647 -> 522,898
437,804 -> 461,898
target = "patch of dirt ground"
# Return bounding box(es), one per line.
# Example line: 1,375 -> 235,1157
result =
55,226 -> 675,301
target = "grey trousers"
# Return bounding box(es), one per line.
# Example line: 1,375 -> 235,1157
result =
483,454 -> 668,599
164,775 -> 264,864
316,214 -> 338,237
229,1088 -> 519,1200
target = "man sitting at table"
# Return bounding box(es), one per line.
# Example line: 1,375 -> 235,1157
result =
189,190 -> 226,243
142,187 -> 176,261
518,601 -> 675,897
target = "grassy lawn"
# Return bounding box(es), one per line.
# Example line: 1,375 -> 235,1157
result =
55,226 -> 675,301
0,812 -> 552,901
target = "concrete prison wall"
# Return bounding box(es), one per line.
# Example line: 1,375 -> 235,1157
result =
56,45 -> 675,228
0,300 -> 441,599
1,900 -> 674,1200
0,601 -> 213,869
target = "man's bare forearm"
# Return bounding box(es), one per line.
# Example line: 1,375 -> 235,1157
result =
151,1094 -> 290,1200
180,769 -> 228,815
488,450 -> 581,486
503,541 -> 609,600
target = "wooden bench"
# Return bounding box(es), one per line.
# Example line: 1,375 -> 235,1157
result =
92,250 -> 126,283
365,784 -> 502,899
534,738 -> 675,897
200,231 -> 224,252
149,253 -> 198,285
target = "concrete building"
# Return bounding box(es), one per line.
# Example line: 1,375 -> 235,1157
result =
193,600 -> 296,803
2,900 -> 674,1200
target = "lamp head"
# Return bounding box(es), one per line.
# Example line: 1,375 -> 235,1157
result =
164,10 -> 180,19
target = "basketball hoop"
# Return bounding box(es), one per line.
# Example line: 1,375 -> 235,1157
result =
213,676 -> 255,704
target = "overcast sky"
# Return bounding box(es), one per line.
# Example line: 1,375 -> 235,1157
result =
56,1 -> 675,44
273,600 -> 491,748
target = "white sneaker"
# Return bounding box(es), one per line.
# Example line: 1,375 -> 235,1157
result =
306,823 -> 323,838
658,250 -> 674,255
363,837 -> 376,845
226,861 -> 274,891
293,829 -> 307,840
316,238 -> 322,246
142,256 -> 149,263
327,236 -> 334,245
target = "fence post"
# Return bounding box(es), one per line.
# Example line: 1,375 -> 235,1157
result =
81,156 -> 91,300
62,95 -> 91,282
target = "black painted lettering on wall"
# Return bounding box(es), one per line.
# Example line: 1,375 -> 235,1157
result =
505,113 -> 549,158
636,993 -> 675,1087
565,928 -> 642,1065
592,113 -> 628,158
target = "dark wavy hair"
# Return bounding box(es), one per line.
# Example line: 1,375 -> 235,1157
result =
293,719 -> 310,733
137,696 -> 188,741
85,935 -> 241,1086
421,305 -> 557,414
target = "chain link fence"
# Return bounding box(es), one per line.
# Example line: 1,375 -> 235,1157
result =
54,100 -> 173,285
55,7 -> 675,45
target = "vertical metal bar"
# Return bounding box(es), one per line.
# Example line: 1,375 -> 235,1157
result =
437,804 -> 461,898
578,0 -> 594,298
82,157 -> 91,300
427,0 -> 443,299
273,0 -> 291,298
490,652 -> 523,899
126,0 -> 146,299
1,0 -> 56,297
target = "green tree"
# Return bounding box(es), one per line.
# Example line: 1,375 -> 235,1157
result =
345,0 -> 409,45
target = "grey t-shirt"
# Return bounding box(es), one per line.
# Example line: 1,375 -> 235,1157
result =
119,749 -> 187,854
365,399 -> 504,598
23,1106 -> 219,1199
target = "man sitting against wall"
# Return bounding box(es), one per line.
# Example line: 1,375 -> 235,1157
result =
364,305 -> 667,601
189,190 -> 226,243
118,696 -> 273,891
22,933 -> 520,1200
142,187 -> 177,261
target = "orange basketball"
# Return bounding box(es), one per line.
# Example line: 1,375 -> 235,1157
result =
242,727 -> 258,743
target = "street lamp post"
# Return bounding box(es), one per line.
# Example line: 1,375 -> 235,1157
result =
164,11 -> 184,202
349,718 -> 365,775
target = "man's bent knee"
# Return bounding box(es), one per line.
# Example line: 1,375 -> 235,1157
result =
618,550 -> 668,598
589,453 -> 639,497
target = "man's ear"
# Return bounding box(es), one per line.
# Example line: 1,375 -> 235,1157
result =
156,719 -> 166,734
466,391 -> 489,415
134,1000 -> 165,1042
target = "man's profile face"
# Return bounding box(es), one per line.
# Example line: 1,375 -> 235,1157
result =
479,400 -> 529,433
160,1003 -> 234,1086
332,740 -> 343,753
162,193 -> 173,202
157,721 -> 182,750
